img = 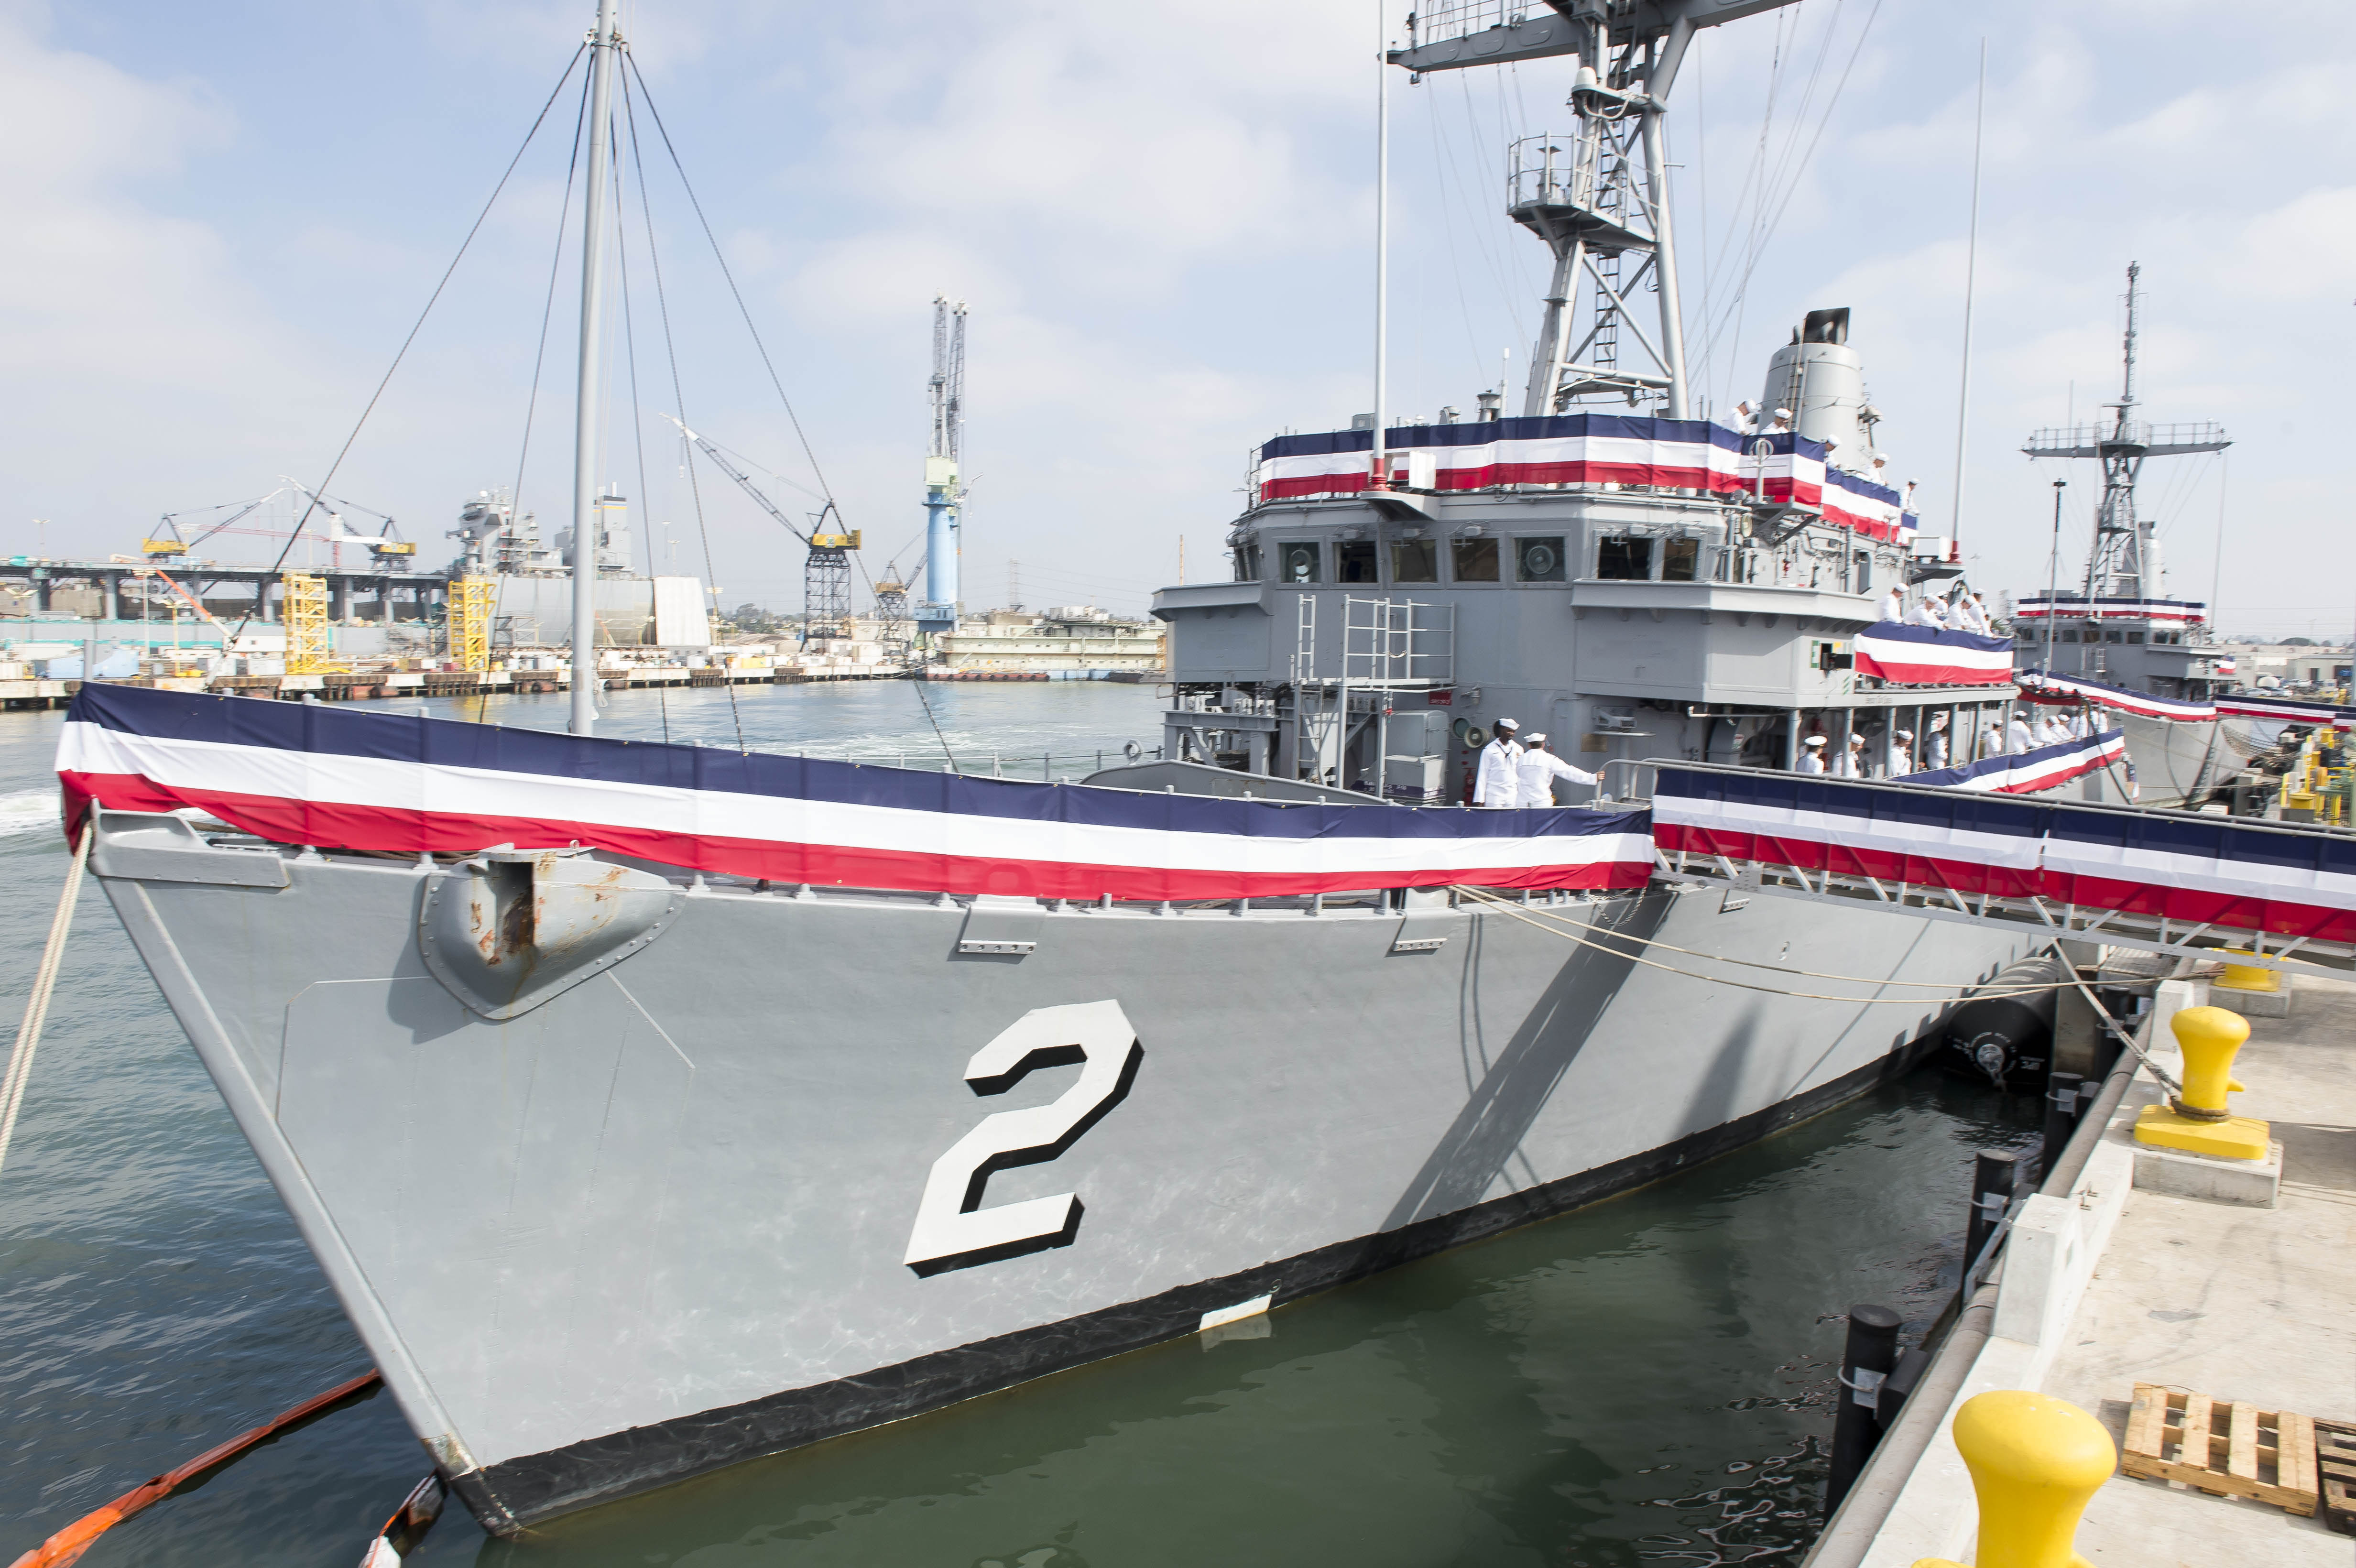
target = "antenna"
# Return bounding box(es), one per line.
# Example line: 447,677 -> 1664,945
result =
2021,263 -> 2230,646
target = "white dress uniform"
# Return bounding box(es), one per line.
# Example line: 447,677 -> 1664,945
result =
1513,742 -> 1596,808
1926,730 -> 1950,769
1906,600 -> 1945,628
2007,715 -> 2037,751
1797,745 -> 1827,775
1878,588 -> 1904,624
1473,734 -> 1524,806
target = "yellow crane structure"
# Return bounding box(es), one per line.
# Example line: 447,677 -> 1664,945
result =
281,571 -> 346,674
448,575 -> 495,673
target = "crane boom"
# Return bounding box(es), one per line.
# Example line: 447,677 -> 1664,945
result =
662,413 -> 862,641
663,415 -> 814,544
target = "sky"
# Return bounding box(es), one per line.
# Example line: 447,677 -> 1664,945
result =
4,0 -> 2353,637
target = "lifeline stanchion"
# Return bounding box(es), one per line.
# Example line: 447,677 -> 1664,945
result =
1826,1304 -> 1902,1516
0,822 -> 93,1182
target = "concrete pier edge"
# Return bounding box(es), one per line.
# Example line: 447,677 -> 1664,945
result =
1805,965 -> 2199,1568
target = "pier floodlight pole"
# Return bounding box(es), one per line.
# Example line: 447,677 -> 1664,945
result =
569,0 -> 623,736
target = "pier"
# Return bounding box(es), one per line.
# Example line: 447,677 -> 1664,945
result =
1810,969 -> 2356,1564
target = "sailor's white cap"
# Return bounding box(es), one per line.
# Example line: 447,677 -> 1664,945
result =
1804,735 -> 1828,747
1895,728 -> 1914,740
1524,733 -> 1546,744
1495,717 -> 1519,730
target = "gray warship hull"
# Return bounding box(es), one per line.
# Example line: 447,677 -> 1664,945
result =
93,816 -> 2028,1531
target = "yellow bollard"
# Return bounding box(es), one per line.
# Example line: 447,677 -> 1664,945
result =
1910,1390 -> 2115,1568
2132,1004 -> 2269,1160
2217,949 -> 2280,994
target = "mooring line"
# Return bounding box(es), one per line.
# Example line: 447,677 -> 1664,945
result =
1452,885 -> 2075,1006
0,823 -> 92,1182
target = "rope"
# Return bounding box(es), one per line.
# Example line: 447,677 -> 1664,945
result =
1470,884 -> 2064,991
225,45 -> 587,650
1451,885 -> 2081,1006
619,65 -> 745,752
0,824 -> 93,1182
2058,960 -> 2183,1098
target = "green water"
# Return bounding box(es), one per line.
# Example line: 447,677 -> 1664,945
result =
0,683 -> 2039,1566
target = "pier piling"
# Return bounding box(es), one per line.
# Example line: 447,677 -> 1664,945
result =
1827,1303 -> 1902,1515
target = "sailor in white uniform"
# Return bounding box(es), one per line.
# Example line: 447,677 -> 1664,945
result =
1797,734 -> 1828,774
2006,711 -> 2037,752
1958,594 -> 1991,634
1925,712 -> 1951,769
1907,595 -> 1946,628
1877,585 -> 1905,624
1886,728 -> 1915,778
1512,734 -> 1597,808
1472,718 -> 1523,806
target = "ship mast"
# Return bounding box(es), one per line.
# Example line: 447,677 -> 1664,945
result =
568,0 -> 623,735
1391,0 -> 1797,420
2022,263 -> 2229,612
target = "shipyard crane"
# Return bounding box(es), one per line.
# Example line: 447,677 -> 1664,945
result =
917,297 -> 965,633
663,414 -> 861,641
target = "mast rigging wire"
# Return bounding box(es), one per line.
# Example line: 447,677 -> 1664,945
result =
479,65 -> 593,727
621,56 -> 969,770
229,45 -> 588,646
620,62 -> 745,751
623,56 -> 844,524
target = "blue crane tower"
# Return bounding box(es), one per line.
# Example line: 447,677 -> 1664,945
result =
916,296 -> 965,634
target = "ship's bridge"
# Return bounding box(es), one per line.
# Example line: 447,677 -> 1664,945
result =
1156,415 -> 2024,801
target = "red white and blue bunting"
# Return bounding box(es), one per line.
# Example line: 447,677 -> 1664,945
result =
1853,623 -> 2016,687
2014,669 -> 2216,723
1249,415 -> 1919,544
2214,693 -> 2355,729
1652,765 -> 2356,942
2012,596 -> 2206,625
1892,729 -> 2127,794
56,685 -> 1656,899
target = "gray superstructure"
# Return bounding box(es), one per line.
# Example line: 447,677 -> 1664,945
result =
80,0 -> 2052,1535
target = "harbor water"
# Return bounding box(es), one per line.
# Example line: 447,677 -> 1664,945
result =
0,682 -> 2038,1566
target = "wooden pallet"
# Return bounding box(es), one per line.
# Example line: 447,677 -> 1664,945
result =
2317,1418 -> 2356,1536
2122,1383 -> 2319,1516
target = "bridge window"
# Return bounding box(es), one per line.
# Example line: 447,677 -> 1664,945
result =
1278,542 -> 1321,584
1451,537 -> 1500,582
1595,537 -> 1651,580
2055,628 -> 2078,643
2104,628 -> 2124,644
1662,539 -> 1700,581
1390,539 -> 1439,583
1517,536 -> 1568,582
1337,540 -> 1378,584
2126,630 -> 2146,644
1234,543 -> 1263,582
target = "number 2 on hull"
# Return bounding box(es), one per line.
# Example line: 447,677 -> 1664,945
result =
903,1000 -> 1145,1276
